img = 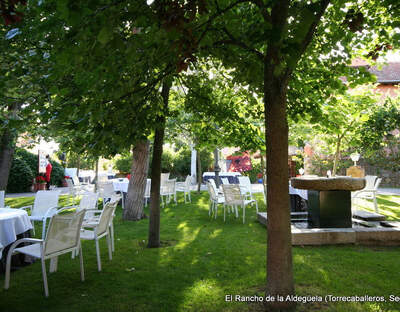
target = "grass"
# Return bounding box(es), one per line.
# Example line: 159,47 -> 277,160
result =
1,192 -> 399,312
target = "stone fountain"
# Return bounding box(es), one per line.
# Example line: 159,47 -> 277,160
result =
291,176 -> 365,228
257,176 -> 400,246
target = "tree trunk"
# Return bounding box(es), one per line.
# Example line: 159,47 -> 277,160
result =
0,129 -> 16,191
148,80 -> 171,248
123,140 -> 150,221
264,71 -> 295,309
197,147 -> 202,193
332,136 -> 341,176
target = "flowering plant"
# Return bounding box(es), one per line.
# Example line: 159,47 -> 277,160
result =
36,176 -> 46,184
64,176 -> 71,179
257,173 -> 263,179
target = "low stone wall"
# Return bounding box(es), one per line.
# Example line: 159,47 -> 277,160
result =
359,160 -> 400,187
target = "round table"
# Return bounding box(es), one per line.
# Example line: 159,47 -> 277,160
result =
0,208 -> 33,247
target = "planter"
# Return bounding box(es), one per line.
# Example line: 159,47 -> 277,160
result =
34,183 -> 47,191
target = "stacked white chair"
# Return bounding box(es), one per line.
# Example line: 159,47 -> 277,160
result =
222,184 -> 257,223
5,209 -> 86,297
206,180 -> 225,218
237,176 -> 259,213
160,178 -> 176,205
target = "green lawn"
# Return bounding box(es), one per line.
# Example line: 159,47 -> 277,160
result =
1,193 -> 399,312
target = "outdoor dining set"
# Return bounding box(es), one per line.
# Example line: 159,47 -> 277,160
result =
0,186 -> 120,297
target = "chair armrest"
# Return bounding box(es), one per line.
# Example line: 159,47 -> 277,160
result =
43,206 -> 60,219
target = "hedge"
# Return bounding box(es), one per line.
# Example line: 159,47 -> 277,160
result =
7,148 -> 65,193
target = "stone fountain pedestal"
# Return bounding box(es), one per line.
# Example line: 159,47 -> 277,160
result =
291,177 -> 366,228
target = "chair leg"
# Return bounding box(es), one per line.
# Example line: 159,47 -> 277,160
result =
4,246 -> 14,290
110,222 -> 115,253
31,220 -> 35,236
373,193 -> 378,213
41,257 -> 49,297
223,204 -> 226,222
107,234 -> 112,261
255,201 -> 258,213
215,203 -> 218,219
188,190 -> 191,203
243,204 -> 245,224
42,218 -> 47,239
49,256 -> 58,273
79,245 -> 85,282
95,239 -> 102,272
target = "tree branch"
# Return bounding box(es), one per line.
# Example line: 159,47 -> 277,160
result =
283,0 -> 331,81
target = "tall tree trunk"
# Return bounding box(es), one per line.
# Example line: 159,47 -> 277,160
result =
0,129 -> 16,190
123,140 -> 150,221
332,135 -> 341,176
0,103 -> 20,191
264,72 -> 295,309
197,147 -> 202,193
148,80 -> 171,248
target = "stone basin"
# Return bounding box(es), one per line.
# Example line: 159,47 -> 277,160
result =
291,176 -> 365,191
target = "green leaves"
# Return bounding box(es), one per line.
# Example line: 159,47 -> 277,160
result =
97,27 -> 113,45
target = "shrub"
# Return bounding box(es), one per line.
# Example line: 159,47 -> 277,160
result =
50,161 -> 65,186
114,156 -> 132,174
8,148 -> 65,192
7,157 -> 34,193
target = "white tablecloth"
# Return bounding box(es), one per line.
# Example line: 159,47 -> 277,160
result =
111,178 -> 129,193
202,172 -> 241,177
0,208 -> 33,247
289,185 -> 308,200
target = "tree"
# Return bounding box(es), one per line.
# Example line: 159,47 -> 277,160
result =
289,87 -> 377,175
0,9 -> 49,190
360,97 -> 400,170
185,1 -> 400,310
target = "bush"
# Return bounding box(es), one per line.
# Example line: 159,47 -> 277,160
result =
114,156 -> 132,174
7,149 -> 65,192
242,159 -> 262,183
50,161 -> 65,186
7,157 -> 34,193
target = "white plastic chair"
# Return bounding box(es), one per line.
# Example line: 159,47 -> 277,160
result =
352,175 -> 381,213
144,179 -> 151,206
160,179 -> 176,205
80,200 -> 118,272
0,190 -> 4,208
160,173 -> 170,185
176,175 -> 192,203
4,209 -> 86,297
63,191 -> 99,222
98,182 -> 118,206
66,178 -> 84,205
238,176 -> 259,213
222,184 -> 257,223
206,180 -> 225,218
18,190 -> 61,238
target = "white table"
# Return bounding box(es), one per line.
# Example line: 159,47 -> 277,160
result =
111,178 -> 129,193
0,208 -> 33,247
